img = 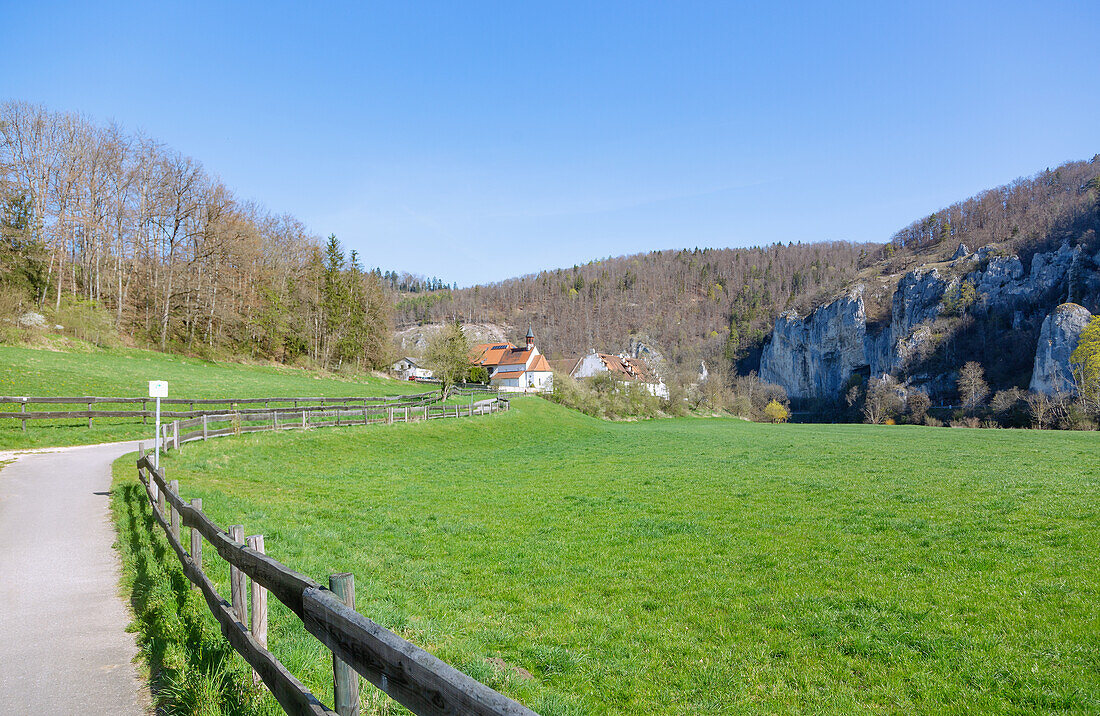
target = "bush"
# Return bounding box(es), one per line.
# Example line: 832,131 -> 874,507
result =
763,400 -> 789,423
54,297 -> 119,348
545,372 -> 661,420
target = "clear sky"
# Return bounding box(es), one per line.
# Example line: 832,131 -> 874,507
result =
3,1 -> 1098,286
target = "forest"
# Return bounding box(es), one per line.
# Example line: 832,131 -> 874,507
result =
0,101 -> 391,370
396,241 -> 878,374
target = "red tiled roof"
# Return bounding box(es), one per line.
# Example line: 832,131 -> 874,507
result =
528,354 -> 551,372
470,342 -> 517,366
598,353 -> 658,383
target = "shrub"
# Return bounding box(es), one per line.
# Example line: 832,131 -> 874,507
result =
763,400 -> 789,423
906,391 -> 931,424
54,297 -> 119,348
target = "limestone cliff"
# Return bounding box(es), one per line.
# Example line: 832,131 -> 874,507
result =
759,288 -> 867,399
759,242 -> 1099,399
1030,303 -> 1093,394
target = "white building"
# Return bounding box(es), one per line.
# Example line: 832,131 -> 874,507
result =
470,328 -> 554,393
391,357 -> 432,381
567,350 -> 668,398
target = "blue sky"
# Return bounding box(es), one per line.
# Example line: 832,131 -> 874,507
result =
3,1 -> 1098,285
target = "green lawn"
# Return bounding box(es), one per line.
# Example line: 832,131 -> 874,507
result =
0,345 -> 432,448
112,398 -> 1100,715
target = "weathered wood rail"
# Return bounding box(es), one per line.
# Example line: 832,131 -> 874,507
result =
157,395 -> 510,451
134,450 -> 536,716
0,390 -> 453,430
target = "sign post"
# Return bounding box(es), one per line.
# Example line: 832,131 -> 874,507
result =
149,380 -> 168,469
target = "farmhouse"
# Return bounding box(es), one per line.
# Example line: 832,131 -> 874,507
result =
566,350 -> 669,398
470,328 -> 553,393
391,357 -> 432,381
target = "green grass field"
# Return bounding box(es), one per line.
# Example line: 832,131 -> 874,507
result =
0,345 -> 434,449
112,397 -> 1100,715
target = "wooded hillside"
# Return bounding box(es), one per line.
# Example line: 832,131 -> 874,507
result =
398,158 -> 1100,377
397,242 -> 877,372
0,101 -> 390,370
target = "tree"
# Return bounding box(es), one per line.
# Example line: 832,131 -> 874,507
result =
957,361 -> 989,412
941,281 -> 977,316
863,376 -> 902,424
0,193 -> 46,300
763,399 -> 789,423
1070,316 -> 1100,412
906,390 -> 931,424
425,320 -> 471,397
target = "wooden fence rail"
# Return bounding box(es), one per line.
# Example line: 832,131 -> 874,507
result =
159,396 -> 510,451
0,388 -> 492,430
135,445 -> 534,716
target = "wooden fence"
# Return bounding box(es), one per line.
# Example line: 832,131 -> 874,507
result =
157,396 -> 510,450
134,449 -> 536,716
0,390 -> 449,431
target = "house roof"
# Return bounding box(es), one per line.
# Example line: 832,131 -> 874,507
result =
598,353 -> 659,383
549,356 -> 581,375
470,342 -> 517,366
528,354 -> 551,373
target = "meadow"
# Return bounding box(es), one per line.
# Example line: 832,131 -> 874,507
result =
112,397 -> 1100,715
0,345 -> 433,449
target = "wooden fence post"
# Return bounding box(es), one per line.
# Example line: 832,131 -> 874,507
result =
202,414 -> 208,441
20,398 -> 26,432
247,534 -> 268,686
88,401 -> 93,428
273,411 -> 278,431
387,407 -> 393,425
302,410 -> 307,429
190,498 -> 203,574
156,472 -> 165,518
330,573 -> 360,716
229,525 -> 248,623
173,420 -> 180,451
142,398 -> 148,425
405,406 -> 409,423
168,480 -> 180,542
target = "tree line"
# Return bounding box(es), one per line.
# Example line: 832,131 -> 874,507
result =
394,242 -> 877,373
0,101 -> 391,370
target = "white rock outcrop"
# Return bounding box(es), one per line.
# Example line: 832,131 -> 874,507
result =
759,287 -> 868,399
1029,303 -> 1092,395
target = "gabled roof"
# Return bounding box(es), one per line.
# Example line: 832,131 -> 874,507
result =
549,356 -> 581,375
496,347 -> 535,368
470,342 -> 517,367
528,354 -> 551,373
598,353 -> 659,383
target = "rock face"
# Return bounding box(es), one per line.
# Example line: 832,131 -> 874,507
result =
1030,303 -> 1093,394
759,287 -> 867,399
759,241 -> 1099,400
869,269 -> 946,375
394,322 -> 509,351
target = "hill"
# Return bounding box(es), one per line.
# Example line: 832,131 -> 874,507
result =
116,397 -> 1100,714
397,158 -> 1100,405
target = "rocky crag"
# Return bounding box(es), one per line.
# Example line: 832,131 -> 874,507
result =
760,243 -> 1100,400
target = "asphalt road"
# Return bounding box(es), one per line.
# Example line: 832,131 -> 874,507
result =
0,441 -> 147,714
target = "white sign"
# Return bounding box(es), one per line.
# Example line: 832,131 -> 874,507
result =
148,380 -> 168,398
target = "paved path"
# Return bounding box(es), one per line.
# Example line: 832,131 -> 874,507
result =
0,441 -> 147,714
